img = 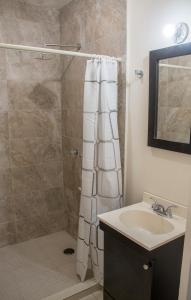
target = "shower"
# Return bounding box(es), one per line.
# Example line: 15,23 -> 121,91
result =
0,0 -> 126,300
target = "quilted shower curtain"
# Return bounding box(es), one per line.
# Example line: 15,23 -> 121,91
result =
76,57 -> 122,284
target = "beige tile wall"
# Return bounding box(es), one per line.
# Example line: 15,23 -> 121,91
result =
60,0 -> 127,238
0,0 -> 65,246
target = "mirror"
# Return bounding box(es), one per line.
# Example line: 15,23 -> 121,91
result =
148,43 -> 191,154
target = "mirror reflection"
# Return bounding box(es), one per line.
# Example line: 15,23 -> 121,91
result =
157,55 -> 191,144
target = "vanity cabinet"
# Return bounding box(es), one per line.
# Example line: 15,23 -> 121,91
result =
100,222 -> 184,300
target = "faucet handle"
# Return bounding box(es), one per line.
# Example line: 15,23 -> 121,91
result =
165,205 -> 178,218
151,198 -> 158,209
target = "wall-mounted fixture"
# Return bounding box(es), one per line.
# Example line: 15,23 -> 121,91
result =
70,149 -> 79,156
175,23 -> 190,44
163,22 -> 190,44
135,69 -> 144,79
64,149 -> 80,157
45,43 -> 81,50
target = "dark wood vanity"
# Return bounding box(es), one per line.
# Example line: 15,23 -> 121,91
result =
100,222 -> 184,300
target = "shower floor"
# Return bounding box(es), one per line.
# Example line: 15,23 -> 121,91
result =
0,231 -> 81,300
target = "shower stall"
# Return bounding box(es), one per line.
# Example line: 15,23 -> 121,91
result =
0,0 -> 126,299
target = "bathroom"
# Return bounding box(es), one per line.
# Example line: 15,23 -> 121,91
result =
0,0 -> 191,299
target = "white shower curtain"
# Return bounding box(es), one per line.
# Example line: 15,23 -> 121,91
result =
76,57 -> 122,284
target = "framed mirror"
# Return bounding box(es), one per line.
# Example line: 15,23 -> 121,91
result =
148,43 -> 191,154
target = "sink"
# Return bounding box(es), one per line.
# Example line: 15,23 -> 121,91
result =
98,193 -> 186,250
119,210 -> 174,235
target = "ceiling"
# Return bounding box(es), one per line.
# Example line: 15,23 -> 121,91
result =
23,0 -> 72,9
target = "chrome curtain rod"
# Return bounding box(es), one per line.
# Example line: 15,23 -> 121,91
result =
159,63 -> 191,71
0,43 -> 122,62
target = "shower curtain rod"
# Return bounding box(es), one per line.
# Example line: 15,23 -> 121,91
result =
0,43 -> 122,62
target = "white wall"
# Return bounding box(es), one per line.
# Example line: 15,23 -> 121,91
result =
126,0 -> 191,207
125,1 -> 191,299
179,200 -> 191,299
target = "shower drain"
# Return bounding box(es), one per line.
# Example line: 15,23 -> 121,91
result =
63,248 -> 75,255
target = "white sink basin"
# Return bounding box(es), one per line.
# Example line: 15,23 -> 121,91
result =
119,210 -> 174,235
98,193 -> 187,251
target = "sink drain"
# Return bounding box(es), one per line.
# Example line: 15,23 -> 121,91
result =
63,248 -> 75,255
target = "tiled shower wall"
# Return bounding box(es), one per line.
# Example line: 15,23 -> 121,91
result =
0,0 -> 65,246
60,0 -> 127,238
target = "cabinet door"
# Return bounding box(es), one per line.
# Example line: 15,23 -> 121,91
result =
104,231 -> 153,300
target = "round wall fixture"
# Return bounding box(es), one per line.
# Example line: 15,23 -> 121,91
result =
174,23 -> 190,44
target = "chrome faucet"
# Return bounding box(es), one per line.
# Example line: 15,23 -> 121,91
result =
151,200 -> 177,218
